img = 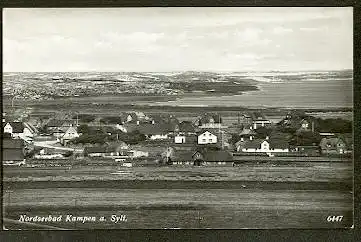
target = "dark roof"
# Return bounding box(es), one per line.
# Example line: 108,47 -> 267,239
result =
251,112 -> 266,121
3,149 -> 24,161
319,137 -> 346,149
269,138 -> 289,149
338,133 -> 352,147
46,119 -> 76,127
3,139 -> 24,149
204,151 -> 233,162
124,123 -> 170,135
197,129 -> 219,135
46,119 -> 65,127
24,123 -> 37,133
239,139 -> 263,149
172,150 -> 196,162
5,122 -> 24,133
239,128 -> 256,136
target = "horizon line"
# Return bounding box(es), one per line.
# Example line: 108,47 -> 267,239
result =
3,69 -> 353,73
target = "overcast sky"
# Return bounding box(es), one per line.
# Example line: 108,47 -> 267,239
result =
3,8 -> 353,72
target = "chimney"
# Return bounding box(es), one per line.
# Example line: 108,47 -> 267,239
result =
152,120 -> 155,125
266,136 -> 269,140
241,137 -> 244,141
250,136 -> 253,141
137,120 -> 140,125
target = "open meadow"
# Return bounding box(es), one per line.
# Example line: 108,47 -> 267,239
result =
3,162 -> 353,229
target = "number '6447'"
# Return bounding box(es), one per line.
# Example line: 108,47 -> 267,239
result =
327,216 -> 343,222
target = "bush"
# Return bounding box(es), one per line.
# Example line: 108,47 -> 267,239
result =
315,118 -> 352,133
100,116 -> 123,124
63,151 -> 74,157
77,124 -> 92,134
71,133 -> 108,144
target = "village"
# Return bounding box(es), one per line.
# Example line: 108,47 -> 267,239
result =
2,108 -> 353,167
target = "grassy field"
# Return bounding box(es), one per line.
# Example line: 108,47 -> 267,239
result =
3,162 -> 353,183
3,188 -> 353,229
3,162 -> 353,229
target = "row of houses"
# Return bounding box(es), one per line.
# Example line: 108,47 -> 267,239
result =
2,121 -> 37,142
234,133 -> 352,155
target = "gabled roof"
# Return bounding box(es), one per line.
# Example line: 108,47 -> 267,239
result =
339,133 -> 353,148
204,150 -> 233,162
319,137 -> 346,149
46,119 -> 66,127
239,128 -> 256,136
198,130 -> 217,136
127,113 -> 138,121
64,126 -> 78,134
4,122 -> 24,133
24,122 -> 37,133
300,118 -> 310,124
251,112 -> 266,121
239,139 -> 263,149
124,123 -> 169,135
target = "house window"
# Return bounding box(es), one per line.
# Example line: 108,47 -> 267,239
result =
203,133 -> 206,136
209,139 -> 213,142
202,139 -> 206,142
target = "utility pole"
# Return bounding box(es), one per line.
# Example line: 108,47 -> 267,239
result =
218,113 -> 223,149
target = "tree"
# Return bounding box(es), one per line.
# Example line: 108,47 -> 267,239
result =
255,127 -> 272,139
290,131 -> 321,146
63,150 -> 74,157
71,133 -> 108,144
100,116 -> 123,124
229,134 -> 241,145
315,118 -> 352,133
77,124 -> 91,134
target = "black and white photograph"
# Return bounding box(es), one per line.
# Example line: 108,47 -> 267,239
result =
2,7 -> 353,229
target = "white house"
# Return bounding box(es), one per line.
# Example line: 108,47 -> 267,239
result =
198,131 -> 218,145
150,134 -> 168,140
175,134 -> 186,144
3,122 -> 36,140
128,150 -> 149,158
252,119 -> 271,129
237,137 -> 289,153
60,126 -> 79,145
116,124 -> 128,133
